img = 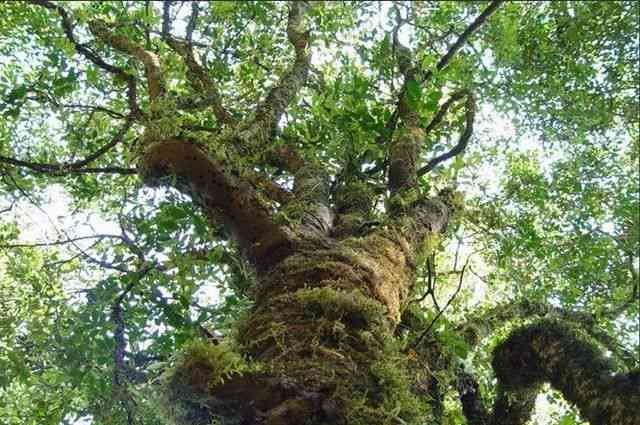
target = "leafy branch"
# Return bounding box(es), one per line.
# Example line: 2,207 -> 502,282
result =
0,117 -> 136,176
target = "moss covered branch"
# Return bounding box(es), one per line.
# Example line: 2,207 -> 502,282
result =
240,2 -> 314,149
459,299 -> 637,369
388,25 -> 422,196
458,319 -> 639,425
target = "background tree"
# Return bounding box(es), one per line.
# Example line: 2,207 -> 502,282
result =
0,1 -> 638,425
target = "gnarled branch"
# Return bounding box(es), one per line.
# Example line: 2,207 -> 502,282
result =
458,320 -> 639,425
459,299 -> 637,369
89,20 -> 165,100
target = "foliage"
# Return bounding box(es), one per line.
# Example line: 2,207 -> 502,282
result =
0,1 -> 637,424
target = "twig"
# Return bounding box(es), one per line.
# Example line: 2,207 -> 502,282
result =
411,257 -> 470,349
0,234 -> 123,249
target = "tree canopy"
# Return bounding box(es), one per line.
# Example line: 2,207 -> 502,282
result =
0,1 -> 638,425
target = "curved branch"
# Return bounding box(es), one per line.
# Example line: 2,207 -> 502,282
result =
457,320 -> 639,425
459,299 -> 637,369
417,92 -> 475,176
89,20 -> 165,100
465,320 -> 640,425
458,371 -> 538,425
141,139 -> 292,271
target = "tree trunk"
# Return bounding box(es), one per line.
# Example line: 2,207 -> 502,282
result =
160,194 -> 455,425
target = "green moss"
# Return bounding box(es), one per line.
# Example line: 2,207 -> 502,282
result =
158,340 -> 256,425
180,340 -> 251,387
294,287 -> 387,327
335,180 -> 375,213
386,187 -> 421,213
420,232 -> 441,258
235,286 -> 430,424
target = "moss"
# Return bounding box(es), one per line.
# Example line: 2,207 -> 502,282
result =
386,187 -> 420,213
254,234 -> 415,323
334,180 -> 375,214
235,286 -> 429,424
294,287 -> 387,327
159,340 -> 256,425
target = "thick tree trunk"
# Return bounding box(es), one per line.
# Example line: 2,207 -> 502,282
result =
160,195 -> 455,425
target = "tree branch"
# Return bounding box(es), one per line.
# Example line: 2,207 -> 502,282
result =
457,320 -> 639,425
380,1 -> 501,173
0,234 -> 124,249
241,2 -> 314,148
89,20 -> 165,100
388,15 -> 423,195
185,1 -> 199,44
161,0 -> 173,40
0,118 -> 135,176
430,1 -> 504,77
417,91 -> 476,176
141,139 -> 293,271
29,0 -> 140,114
457,371 -> 538,425
490,320 -> 639,425
410,257 -> 469,349
459,299 -> 638,369
166,38 -> 235,125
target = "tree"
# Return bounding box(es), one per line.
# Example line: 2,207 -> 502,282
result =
0,1 -> 638,424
